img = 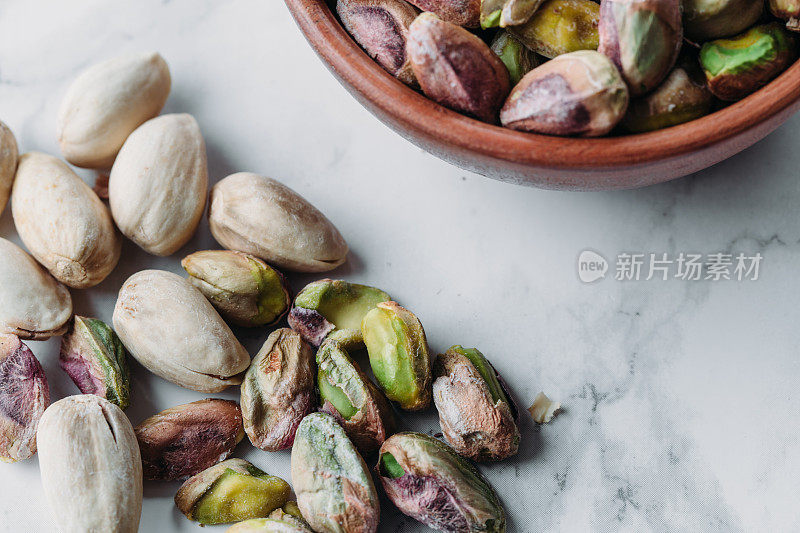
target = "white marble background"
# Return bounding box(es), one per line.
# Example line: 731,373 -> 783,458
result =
1,1 -> 799,531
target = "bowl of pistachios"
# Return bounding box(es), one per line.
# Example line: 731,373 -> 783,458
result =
286,0 -> 800,190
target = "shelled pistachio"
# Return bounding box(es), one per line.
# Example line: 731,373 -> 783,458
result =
227,503 -> 313,532
405,0 -> 481,27
0,120 -> 18,217
509,0 -> 600,59
490,30 -> 539,86
682,0 -> 765,41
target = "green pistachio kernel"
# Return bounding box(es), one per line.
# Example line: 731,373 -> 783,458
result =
510,0 -> 600,59
490,31 -> 539,86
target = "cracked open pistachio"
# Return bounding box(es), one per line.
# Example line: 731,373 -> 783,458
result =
291,413 -> 380,533
317,340 -> 396,452
377,432 -> 506,532
682,0 -> 765,41
0,120 -> 18,217
433,346 -> 519,461
176,458 -> 291,525
771,0 -> 800,31
0,334 -> 49,462
288,279 -> 391,348
362,301 -> 432,411
59,316 -> 130,409
509,0 -> 600,59
407,13 -> 510,123
501,50 -> 629,136
135,399 -> 245,481
700,23 -> 796,102
241,328 -> 316,451
405,0 -> 481,27
182,250 -> 291,328
483,0 -> 545,28
490,30 -> 539,86
337,0 -> 419,86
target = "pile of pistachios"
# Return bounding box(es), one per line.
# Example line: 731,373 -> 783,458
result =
335,0 -> 799,136
0,50 -> 547,533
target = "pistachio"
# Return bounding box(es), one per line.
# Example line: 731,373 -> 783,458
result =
433,346 -> 520,461
37,395 -> 142,533
209,172 -> 348,273
0,238 -> 72,340
57,51 -> 171,169
682,0 -> 764,41
528,391 -> 561,423
500,50 -> 629,136
509,0 -> 600,59
176,458 -> 291,525
288,279 -> 391,348
291,412 -> 380,533
0,120 -> 18,217
59,316 -> 130,409
11,152 -> 121,288
700,23 -> 796,102
109,113 -> 208,256
598,0 -> 683,96
337,0 -> 419,86
135,399 -> 245,481
405,0 -> 481,27
362,301 -> 432,411
182,250 -> 291,328
227,503 -> 313,532
241,328 -> 316,451
0,334 -> 49,462
377,432 -> 506,532
770,0 -> 800,30
490,30 -> 539,86
482,0 -> 544,28
112,270 -> 250,393
317,340 -> 396,453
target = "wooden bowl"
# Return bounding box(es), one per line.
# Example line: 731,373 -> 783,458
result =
285,0 -> 800,190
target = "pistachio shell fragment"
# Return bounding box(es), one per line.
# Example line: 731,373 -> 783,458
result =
509,0 -> 600,59
337,0 -> 419,85
135,399 -> 245,481
176,458 -> 291,525
0,238 -> 73,340
490,30 -> 539,86
209,172 -> 348,273
112,270 -> 250,393
59,316 -> 130,409
227,503 -> 314,532
700,23 -> 796,102
317,340 -> 396,452
377,432 -> 506,532
241,328 -> 316,451
682,0 -> 764,41
182,250 -> 291,328
598,0 -> 683,96
407,12 -> 511,123
405,0 -> 481,27
38,395 -> 142,533
0,334 -> 49,462
433,346 -> 520,461
291,413 -> 380,533
288,279 -> 391,348
770,0 -> 800,30
0,120 -> 18,217
362,301 -> 432,411
528,391 -> 561,423
501,50 -> 629,136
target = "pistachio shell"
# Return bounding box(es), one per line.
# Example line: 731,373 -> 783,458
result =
770,0 -> 800,21
109,113 -> 208,256
11,152 -> 121,288
0,120 -> 18,217
682,0 -> 764,41
482,0 -> 544,28
112,270 -> 250,393
405,0 -> 481,27
509,0 -> 600,59
0,238 -> 72,340
57,51 -> 171,169
209,172 -> 348,273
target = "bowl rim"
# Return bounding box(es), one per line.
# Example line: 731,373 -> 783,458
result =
286,0 -> 800,170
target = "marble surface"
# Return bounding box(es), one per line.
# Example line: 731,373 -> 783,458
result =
2,1 -> 800,531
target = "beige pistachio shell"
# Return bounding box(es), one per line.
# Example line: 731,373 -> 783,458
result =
37,395 -> 143,533
57,51 -> 171,169
0,238 -> 72,339
208,172 -> 348,273
109,113 -> 208,256
11,153 -> 121,288
112,270 -> 250,393
0,121 -> 18,217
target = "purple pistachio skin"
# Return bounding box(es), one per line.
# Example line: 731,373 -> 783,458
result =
287,307 -> 336,348
407,12 -> 511,123
0,334 -> 50,462
405,0 -> 481,27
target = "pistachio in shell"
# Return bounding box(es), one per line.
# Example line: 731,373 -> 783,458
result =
288,279 -> 391,348
501,50 -> 629,136
377,432 -> 506,532
362,301 -> 433,411
0,334 -> 49,462
407,12 -> 511,123
490,30 -> 540,86
240,328 -> 317,451
682,0 -> 764,42
317,340 -> 396,453
337,0 -> 419,86
176,458 -> 291,525
700,23 -> 796,102
509,0 -> 600,59
0,120 -> 18,217
770,0 -> 800,31
291,412 -> 380,533
182,250 -> 291,328
405,0 -> 481,27
135,399 -> 245,481
482,0 -> 546,29
59,316 -> 130,409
